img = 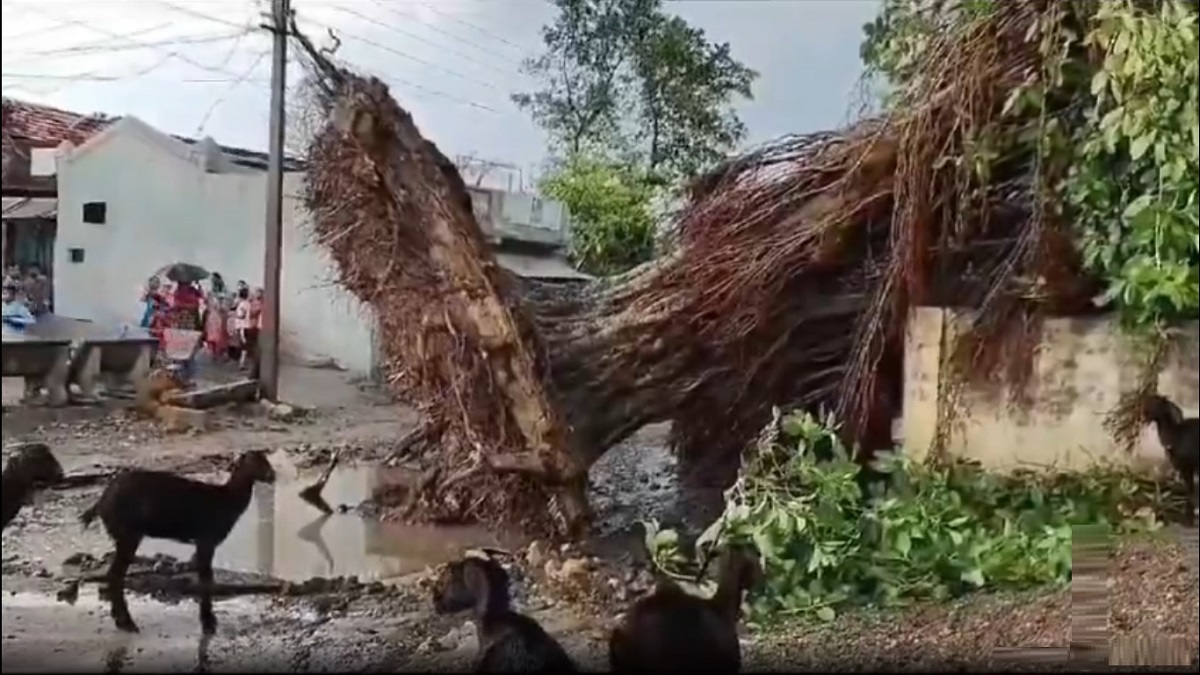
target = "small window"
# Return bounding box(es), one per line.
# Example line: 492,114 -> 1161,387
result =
68,248 -> 85,263
82,201 -> 106,224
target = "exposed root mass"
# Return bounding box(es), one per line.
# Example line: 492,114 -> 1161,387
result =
291,2 -> 1115,535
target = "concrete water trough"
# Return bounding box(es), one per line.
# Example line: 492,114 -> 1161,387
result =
1,332 -> 73,406
5,316 -> 158,405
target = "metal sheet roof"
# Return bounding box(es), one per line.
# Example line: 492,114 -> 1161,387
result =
495,251 -> 591,281
1,196 -> 57,219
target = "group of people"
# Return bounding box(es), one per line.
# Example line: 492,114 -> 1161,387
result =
2,263 -> 50,334
139,272 -> 263,372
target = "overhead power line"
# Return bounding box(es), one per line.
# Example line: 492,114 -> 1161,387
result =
299,17 -> 498,90
412,1 -> 526,53
194,48 -> 272,135
1,71 -> 269,84
331,3 -> 517,77
4,1 -> 264,79
365,0 -> 526,68
2,29 -> 247,65
293,13 -> 502,112
2,1 -> 508,115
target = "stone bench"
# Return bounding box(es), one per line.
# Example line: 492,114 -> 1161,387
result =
67,336 -> 158,404
1,333 -> 73,406
21,316 -> 159,406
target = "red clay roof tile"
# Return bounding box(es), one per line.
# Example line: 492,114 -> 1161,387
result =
1,97 -> 115,146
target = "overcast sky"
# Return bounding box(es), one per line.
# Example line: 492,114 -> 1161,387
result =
2,0 -> 879,185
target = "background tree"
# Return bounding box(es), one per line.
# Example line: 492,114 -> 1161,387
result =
514,0 -> 757,274
539,156 -> 658,275
629,14 -> 756,180
511,0 -> 658,157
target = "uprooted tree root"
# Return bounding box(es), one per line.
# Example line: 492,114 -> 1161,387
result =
288,2 -> 1126,537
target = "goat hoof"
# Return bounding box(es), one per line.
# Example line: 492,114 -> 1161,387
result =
201,619 -> 217,635
115,619 -> 139,633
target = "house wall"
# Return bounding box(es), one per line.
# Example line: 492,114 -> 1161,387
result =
53,125 -> 375,374
2,137 -> 57,196
465,185 -> 571,249
902,307 -> 1199,473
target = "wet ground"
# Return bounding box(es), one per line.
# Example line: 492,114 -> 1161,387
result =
4,367 -> 1198,671
0,365 -> 704,671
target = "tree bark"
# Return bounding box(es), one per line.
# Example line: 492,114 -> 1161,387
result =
295,34 -> 906,537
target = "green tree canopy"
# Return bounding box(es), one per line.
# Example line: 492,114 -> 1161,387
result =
514,0 -> 757,183
515,0 -> 757,275
539,156 -> 658,275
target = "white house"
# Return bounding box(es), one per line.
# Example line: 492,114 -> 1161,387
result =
51,116 -> 584,376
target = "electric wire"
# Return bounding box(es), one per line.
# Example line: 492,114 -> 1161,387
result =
3,1 -> 264,79
4,0 -> 512,115
296,15 -> 498,90
194,49 -> 273,135
412,1 -> 526,53
330,3 -> 516,78
2,29 -> 248,68
365,0 -> 526,69
292,11 -> 502,111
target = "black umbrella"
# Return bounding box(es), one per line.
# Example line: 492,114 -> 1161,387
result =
159,262 -> 209,284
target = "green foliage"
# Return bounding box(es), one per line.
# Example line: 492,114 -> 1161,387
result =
629,14 -> 757,179
514,0 -> 757,183
511,0 -> 645,157
860,0 -> 1199,334
860,0 -> 993,102
1064,1 -> 1199,330
540,156 -> 658,275
647,410 -> 1166,621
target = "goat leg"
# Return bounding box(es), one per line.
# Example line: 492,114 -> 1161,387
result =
195,544 -> 218,635
107,538 -> 141,632
1183,471 -> 1196,526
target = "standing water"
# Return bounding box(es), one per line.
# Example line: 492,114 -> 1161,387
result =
140,452 -> 522,582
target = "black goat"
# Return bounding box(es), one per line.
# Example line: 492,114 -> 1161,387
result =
431,550 -> 576,672
609,543 -> 763,672
1143,394 -> 1199,524
79,450 -> 276,634
2,442 -> 65,530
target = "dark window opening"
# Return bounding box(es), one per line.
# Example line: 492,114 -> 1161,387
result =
68,248 -> 85,263
82,202 -> 106,224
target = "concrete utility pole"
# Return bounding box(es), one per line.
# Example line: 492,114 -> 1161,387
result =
259,0 -> 290,401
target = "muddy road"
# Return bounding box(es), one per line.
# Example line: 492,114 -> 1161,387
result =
0,367 -> 695,672
4,367 -> 1198,671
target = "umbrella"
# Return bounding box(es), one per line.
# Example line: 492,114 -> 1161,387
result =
158,262 -> 209,284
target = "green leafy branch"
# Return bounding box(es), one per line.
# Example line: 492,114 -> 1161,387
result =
646,410 -> 1169,623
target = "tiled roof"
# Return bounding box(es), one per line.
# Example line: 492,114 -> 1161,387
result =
1,97 -> 115,146
1,97 -> 304,171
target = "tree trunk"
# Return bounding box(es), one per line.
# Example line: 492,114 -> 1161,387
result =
289,4 -> 1120,538
298,64 -> 896,537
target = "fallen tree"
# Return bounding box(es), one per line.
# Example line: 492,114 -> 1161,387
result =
287,0 -> 1181,537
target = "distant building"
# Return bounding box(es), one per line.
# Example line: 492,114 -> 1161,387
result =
2,98 -> 113,289
46,112 -> 584,376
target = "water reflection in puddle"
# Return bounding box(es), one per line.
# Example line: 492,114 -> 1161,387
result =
141,453 -> 521,582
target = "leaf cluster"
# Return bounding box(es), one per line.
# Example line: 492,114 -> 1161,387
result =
646,410 -> 1170,622
540,156 -> 659,275
861,0 -> 1199,333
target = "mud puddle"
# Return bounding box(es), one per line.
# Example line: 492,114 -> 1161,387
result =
0,587 -> 401,672
1,589 -> 274,672
138,452 -> 522,583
